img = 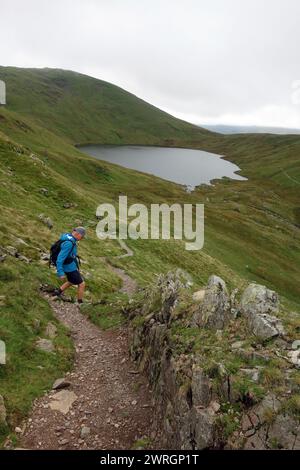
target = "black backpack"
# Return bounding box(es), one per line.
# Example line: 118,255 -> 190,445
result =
49,239 -> 76,268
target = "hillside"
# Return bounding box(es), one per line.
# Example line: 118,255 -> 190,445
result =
0,67 -> 299,449
0,66 -> 212,145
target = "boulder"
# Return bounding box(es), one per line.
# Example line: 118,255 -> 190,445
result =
240,283 -> 279,316
248,313 -> 284,341
38,214 -> 53,229
240,284 -> 284,340
192,275 -> 230,330
0,395 -> 7,426
36,338 -> 54,353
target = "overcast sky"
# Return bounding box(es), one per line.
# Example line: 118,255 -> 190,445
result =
1,0 -> 300,129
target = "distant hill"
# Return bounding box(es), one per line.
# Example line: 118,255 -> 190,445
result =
0,66 -> 212,145
201,124 -> 300,135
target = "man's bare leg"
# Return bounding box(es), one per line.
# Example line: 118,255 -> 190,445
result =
60,281 -> 72,292
77,281 -> 85,303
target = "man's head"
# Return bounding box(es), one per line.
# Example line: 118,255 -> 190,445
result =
72,226 -> 86,240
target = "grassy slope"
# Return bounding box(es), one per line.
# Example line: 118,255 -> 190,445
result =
0,66 -> 212,145
0,66 -> 299,444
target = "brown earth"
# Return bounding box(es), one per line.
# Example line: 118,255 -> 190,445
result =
20,267 -> 161,450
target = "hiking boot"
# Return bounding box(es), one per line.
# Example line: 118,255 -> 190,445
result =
52,288 -> 62,297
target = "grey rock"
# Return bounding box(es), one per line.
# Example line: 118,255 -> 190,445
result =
38,214 -> 53,229
207,275 -> 226,290
240,284 -> 284,340
267,414 -> 300,449
191,366 -> 211,407
244,432 -> 267,450
36,338 -> 54,353
0,395 -> 7,426
49,390 -> 77,414
155,270 -> 192,322
191,407 -> 215,449
241,414 -> 253,432
40,188 -> 48,196
128,270 -> 296,451
240,283 -> 279,316
254,393 -> 281,424
249,313 -> 284,341
192,275 -> 230,330
17,254 -> 31,263
52,378 -> 71,390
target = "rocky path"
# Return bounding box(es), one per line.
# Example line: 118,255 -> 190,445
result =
20,271 -> 159,450
100,257 -> 137,297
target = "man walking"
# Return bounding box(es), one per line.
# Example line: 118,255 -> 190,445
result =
54,227 -> 86,303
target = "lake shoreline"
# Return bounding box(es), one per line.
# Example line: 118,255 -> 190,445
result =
79,144 -> 247,190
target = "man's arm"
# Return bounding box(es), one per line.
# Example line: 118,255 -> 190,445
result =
56,241 -> 73,277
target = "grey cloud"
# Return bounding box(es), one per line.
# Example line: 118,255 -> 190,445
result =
0,0 -> 300,127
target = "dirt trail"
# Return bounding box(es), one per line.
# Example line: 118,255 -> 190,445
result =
100,257 -> 137,296
20,267 -> 160,450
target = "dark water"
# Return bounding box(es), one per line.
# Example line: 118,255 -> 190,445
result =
80,145 -> 247,190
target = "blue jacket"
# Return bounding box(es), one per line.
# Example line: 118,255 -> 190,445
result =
56,233 -> 78,277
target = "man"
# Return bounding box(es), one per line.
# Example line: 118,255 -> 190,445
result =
54,227 -> 86,303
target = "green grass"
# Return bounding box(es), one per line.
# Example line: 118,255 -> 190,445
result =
0,66 -> 212,145
79,293 -> 128,330
0,259 -> 73,445
0,66 -> 299,444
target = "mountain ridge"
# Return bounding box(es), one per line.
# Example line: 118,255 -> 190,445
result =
0,66 -> 213,145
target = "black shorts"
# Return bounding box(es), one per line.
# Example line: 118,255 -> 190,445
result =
66,270 -> 84,285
